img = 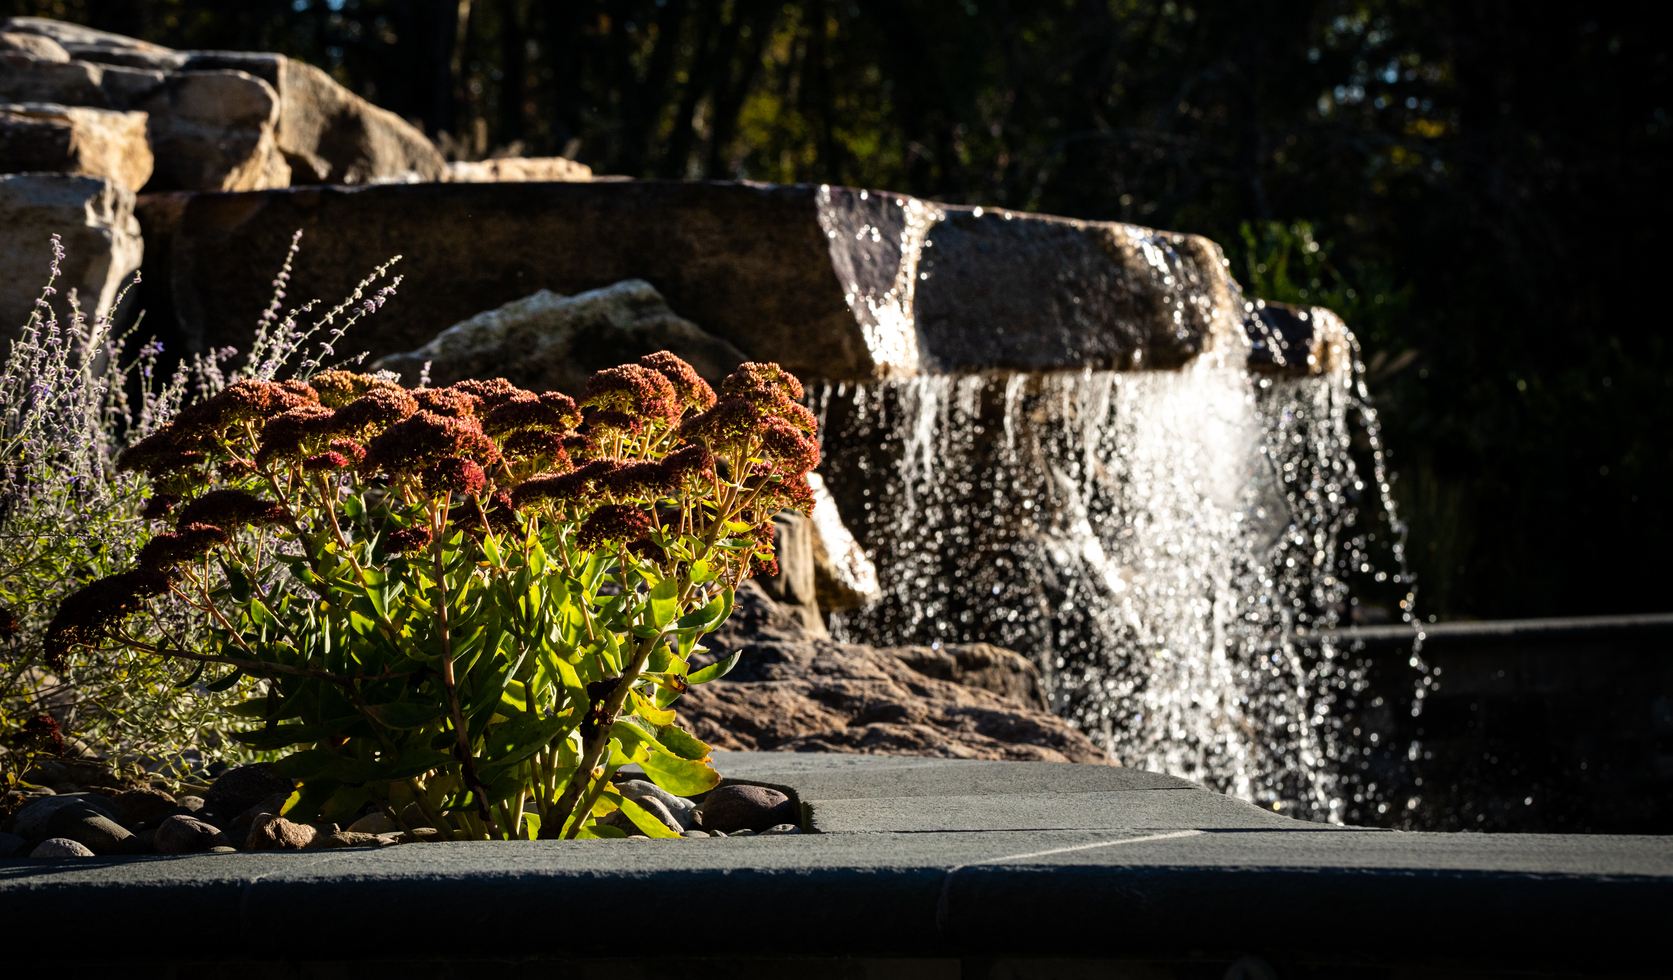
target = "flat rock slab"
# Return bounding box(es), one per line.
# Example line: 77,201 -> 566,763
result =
808,789 -> 1330,833
3,752 -> 1667,974
134,180 -> 1249,382
711,750 -> 1196,797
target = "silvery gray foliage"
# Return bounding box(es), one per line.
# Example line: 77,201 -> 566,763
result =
0,231 -> 401,784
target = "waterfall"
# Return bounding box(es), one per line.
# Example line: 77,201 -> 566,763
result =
812,354 -> 1410,821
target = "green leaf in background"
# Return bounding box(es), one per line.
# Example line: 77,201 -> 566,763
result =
204,667 -> 244,692
363,701 -> 444,729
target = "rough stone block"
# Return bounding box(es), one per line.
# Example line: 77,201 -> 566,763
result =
0,173 -> 141,338
134,180 -> 1249,381
374,280 -> 747,394
135,69 -> 288,191
0,101 -> 152,191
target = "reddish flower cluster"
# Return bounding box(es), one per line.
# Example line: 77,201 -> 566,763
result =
135,523 -> 230,571
413,386 -> 479,418
12,715 -> 65,755
421,456 -> 488,496
303,451 -> 352,472
384,526 -> 432,555
363,411 -> 501,475
174,489 -> 288,529
511,458 -> 618,508
449,377 -> 532,409
482,391 -> 579,437
452,489 -> 520,536
500,429 -> 574,467
0,604 -> 18,640
605,460 -> 676,498
44,568 -> 173,671
640,352 -> 718,412
256,404 -> 335,465
169,379 -> 319,438
661,444 -> 716,487
576,503 -> 655,550
328,386 -> 420,435
582,364 -> 681,432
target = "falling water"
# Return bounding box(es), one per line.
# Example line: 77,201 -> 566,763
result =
813,355 -> 1410,820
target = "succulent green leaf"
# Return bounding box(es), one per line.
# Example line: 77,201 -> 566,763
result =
363,701 -> 444,729
687,650 -> 740,685
656,724 -> 712,761
639,749 -> 721,796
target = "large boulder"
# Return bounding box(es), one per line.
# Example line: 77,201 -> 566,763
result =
0,173 -> 142,337
132,69 -> 289,192
0,101 -> 152,191
0,17 -> 445,187
133,180 -> 1250,380
1244,299 -> 1350,378
180,52 -> 444,185
374,280 -> 747,394
678,581 -> 1108,764
0,50 -> 287,191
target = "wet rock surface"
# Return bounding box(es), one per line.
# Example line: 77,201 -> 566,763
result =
679,581 -> 1108,765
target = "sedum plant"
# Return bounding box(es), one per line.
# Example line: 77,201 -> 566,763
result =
44,355 -> 819,840
1,232 -> 401,799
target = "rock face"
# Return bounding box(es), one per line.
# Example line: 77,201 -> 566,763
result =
0,17 -> 445,189
890,643 -> 1050,712
1245,300 -> 1350,378
0,173 -> 142,336
446,157 -> 591,183
677,581 -> 1109,764
807,472 -> 880,614
0,101 -> 152,190
374,280 -> 748,395
131,180 -> 1250,380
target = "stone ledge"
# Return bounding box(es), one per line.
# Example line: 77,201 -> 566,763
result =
3,752 -> 1667,975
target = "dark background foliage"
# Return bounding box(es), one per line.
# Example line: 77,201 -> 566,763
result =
7,0 -> 1667,622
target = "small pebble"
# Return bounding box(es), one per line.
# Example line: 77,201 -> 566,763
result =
758,823 -> 803,835
680,829 -> 709,838
32,837 -> 94,858
729,829 -> 756,837
208,846 -> 237,853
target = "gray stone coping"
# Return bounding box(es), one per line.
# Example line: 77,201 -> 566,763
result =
4,751 -> 1669,973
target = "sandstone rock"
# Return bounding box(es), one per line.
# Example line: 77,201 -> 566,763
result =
309,830 -> 395,849
0,174 -> 142,339
245,813 -> 316,850
110,787 -> 176,827
152,814 -> 228,854
203,763 -> 293,819
30,836 -> 93,857
757,511 -> 825,636
374,280 -> 748,396
44,802 -> 140,854
682,581 -> 1109,764
694,785 -> 796,833
133,181 -> 1248,380
3,18 -> 177,63
183,52 -> 443,185
807,472 -> 880,613
0,102 -> 152,190
345,812 -> 398,835
0,54 -> 107,107
0,31 -> 68,62
445,156 -> 591,182
890,643 -> 1049,712
1245,300 -> 1350,378
133,69 -> 288,191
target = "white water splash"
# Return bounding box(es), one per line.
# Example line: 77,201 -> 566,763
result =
815,356 -> 1407,820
